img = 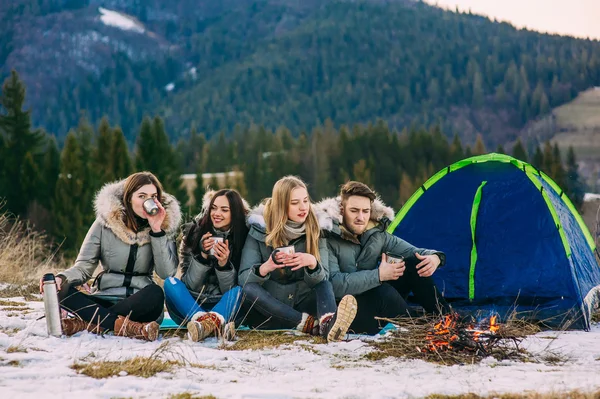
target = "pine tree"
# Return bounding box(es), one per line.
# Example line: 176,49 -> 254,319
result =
565,146 -> 584,209
193,170 -> 207,210
94,116 -> 114,184
0,70 -> 46,216
532,146 -> 544,169
473,134 -> 486,156
111,126 -> 132,180
53,132 -> 86,254
511,138 -> 528,162
135,116 -> 155,172
41,136 -> 60,210
449,134 -> 464,163
496,145 -> 505,154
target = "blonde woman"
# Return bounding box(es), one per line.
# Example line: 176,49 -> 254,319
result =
238,176 -> 357,342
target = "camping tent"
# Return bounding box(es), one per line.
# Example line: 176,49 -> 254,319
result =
388,153 -> 600,329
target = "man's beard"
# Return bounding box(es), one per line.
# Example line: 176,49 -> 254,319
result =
343,217 -> 366,236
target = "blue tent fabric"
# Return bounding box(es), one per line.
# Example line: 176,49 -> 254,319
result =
390,154 -> 600,330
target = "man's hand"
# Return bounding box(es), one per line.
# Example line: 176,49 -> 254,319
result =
415,252 -> 441,277
378,253 -> 405,282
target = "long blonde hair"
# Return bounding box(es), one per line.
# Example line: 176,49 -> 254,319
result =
264,176 -> 321,261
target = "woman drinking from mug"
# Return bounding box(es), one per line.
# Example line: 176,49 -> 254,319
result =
163,189 -> 249,342
239,176 -> 357,342
40,172 -> 181,341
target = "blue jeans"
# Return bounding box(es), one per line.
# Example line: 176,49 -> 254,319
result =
163,277 -> 242,326
241,280 -> 337,329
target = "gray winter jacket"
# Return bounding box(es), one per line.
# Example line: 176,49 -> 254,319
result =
58,179 -> 181,299
238,203 -> 329,308
178,190 -> 250,306
315,196 -> 445,299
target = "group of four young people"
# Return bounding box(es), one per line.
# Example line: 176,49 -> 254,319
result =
42,172 -> 449,342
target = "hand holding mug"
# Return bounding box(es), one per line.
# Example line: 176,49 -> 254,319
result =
283,252 -> 318,271
200,232 -> 213,259
379,253 -> 405,281
213,239 -> 230,267
145,199 -> 166,233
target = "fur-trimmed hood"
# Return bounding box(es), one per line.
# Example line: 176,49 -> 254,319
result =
246,200 -> 340,234
314,195 -> 395,241
94,179 -> 182,246
193,189 -> 251,221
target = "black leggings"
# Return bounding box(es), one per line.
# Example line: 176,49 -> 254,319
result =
58,283 -> 165,331
350,257 -> 451,334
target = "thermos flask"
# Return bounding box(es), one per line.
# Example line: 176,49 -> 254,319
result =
42,273 -> 62,337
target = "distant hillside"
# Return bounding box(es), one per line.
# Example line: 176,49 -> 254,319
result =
522,88 -> 600,191
2,0 -> 600,146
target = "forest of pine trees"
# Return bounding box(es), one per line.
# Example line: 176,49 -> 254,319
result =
0,71 -> 586,255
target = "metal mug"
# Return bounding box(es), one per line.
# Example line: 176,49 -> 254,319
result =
272,245 -> 295,265
143,198 -> 159,216
385,252 -> 404,264
209,236 -> 224,256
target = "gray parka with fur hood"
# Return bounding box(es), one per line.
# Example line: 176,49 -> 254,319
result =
58,179 -> 181,298
238,203 -> 329,308
178,190 -> 250,305
315,196 -> 445,300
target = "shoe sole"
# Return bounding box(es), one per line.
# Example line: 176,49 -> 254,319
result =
145,322 -> 159,342
328,295 -> 358,342
187,321 -> 201,342
223,321 -> 236,341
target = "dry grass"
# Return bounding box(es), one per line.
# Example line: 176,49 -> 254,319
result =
71,356 -> 181,379
426,389 -> 600,399
167,394 -> 218,399
365,314 -> 538,365
6,345 -> 27,353
225,330 -> 324,351
0,207 -> 68,287
0,299 -> 26,307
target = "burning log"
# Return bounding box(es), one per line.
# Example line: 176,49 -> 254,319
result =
369,313 -> 535,365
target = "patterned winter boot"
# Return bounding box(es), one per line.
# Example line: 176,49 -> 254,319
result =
296,313 -> 320,336
187,312 -> 226,342
61,317 -> 104,336
114,315 -> 159,341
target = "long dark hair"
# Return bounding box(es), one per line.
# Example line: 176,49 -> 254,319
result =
122,171 -> 163,232
185,189 -> 249,269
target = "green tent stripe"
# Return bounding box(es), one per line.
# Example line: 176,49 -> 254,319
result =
523,172 -> 572,257
539,172 -> 596,251
469,181 -> 487,301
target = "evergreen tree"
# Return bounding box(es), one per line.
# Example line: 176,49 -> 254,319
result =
94,116 -> 114,184
193,170 -> 207,210
473,134 -> 487,156
0,70 -> 46,215
565,146 -> 585,209
111,126 -> 132,180
511,138 -> 528,162
53,132 -> 86,254
532,145 -> 544,169
495,145 -> 505,154
449,134 -> 464,163
41,136 -> 60,210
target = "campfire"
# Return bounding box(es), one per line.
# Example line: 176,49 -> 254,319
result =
368,312 -> 536,365
422,313 -> 504,356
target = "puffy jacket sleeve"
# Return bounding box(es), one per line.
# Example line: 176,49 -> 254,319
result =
179,233 -> 212,292
328,240 -> 381,298
150,231 -> 178,279
238,234 -> 270,286
215,262 -> 237,293
303,237 -> 328,287
383,234 -> 442,261
58,220 -> 103,285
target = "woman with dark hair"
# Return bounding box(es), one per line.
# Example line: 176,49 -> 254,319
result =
39,172 -> 181,341
163,189 -> 250,342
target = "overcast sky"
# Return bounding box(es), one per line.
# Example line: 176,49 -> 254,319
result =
424,0 -> 599,40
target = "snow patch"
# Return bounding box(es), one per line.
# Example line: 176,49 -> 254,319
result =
2,297 -> 600,398
165,82 -> 175,92
98,7 -> 145,34
584,192 -> 600,201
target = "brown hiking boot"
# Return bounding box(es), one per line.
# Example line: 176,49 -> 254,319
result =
187,312 -> 223,342
114,316 -> 159,341
320,295 -> 358,342
61,318 -> 104,336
